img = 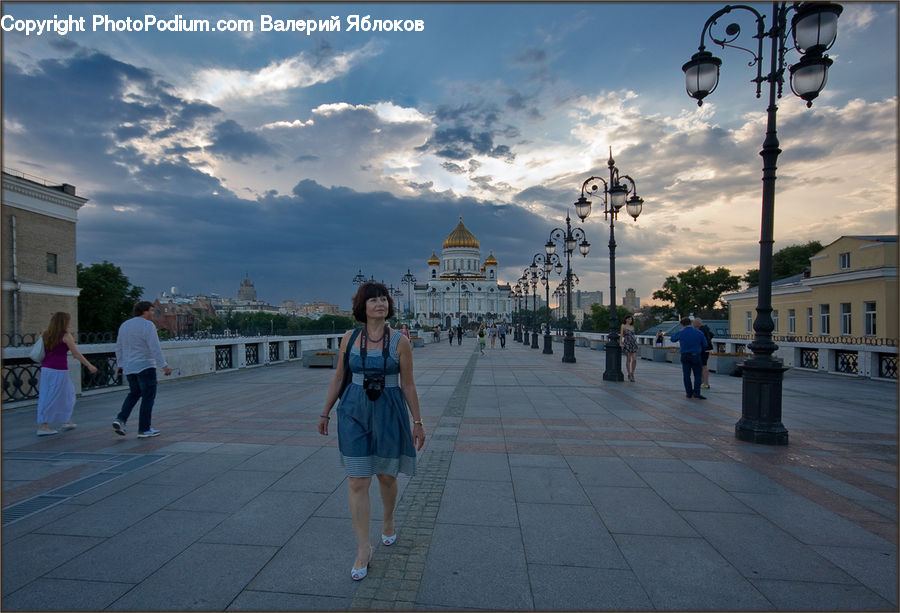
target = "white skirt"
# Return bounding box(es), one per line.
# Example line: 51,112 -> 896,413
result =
36,367 -> 75,424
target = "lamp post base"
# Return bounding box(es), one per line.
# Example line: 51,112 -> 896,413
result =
542,333 -> 553,354
523,331 -> 530,345
602,340 -> 625,381
735,357 -> 790,445
531,332 -> 539,349
562,336 -> 576,363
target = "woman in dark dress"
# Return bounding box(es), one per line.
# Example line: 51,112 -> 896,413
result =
318,282 -> 425,581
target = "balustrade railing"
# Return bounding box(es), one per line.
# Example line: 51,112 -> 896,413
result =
215,345 -> 233,370
880,354 -> 898,379
2,359 -> 40,402
245,344 -> 259,366
727,333 -> 897,347
82,353 -> 121,391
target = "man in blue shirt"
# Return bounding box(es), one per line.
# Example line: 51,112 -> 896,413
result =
671,317 -> 709,399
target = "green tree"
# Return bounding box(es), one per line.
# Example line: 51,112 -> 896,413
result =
76,261 -> 143,334
743,240 -> 823,287
589,303 -> 631,333
652,265 -> 741,319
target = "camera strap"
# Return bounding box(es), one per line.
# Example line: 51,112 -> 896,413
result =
360,327 -> 390,378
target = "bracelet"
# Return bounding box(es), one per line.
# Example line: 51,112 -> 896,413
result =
413,419 -> 423,425
320,414 -> 330,420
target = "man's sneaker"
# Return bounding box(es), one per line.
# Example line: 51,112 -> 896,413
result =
112,420 -> 126,435
137,428 -> 160,438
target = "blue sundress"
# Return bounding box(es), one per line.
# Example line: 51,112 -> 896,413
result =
337,332 -> 417,477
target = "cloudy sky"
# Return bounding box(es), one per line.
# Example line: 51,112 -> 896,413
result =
3,2 -> 896,310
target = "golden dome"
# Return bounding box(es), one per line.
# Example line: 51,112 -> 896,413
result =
427,250 -> 440,266
442,217 -> 480,249
484,251 -> 498,266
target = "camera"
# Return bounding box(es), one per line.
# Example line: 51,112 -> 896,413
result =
363,374 -> 385,401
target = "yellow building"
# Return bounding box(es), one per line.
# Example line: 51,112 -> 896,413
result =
723,236 -> 898,342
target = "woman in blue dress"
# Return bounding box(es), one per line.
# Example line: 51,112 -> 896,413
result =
318,282 -> 425,581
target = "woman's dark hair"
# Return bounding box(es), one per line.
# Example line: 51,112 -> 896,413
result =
624,315 -> 634,324
352,282 -> 395,322
42,312 -> 71,351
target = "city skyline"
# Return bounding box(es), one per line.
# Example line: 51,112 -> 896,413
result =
2,2 -> 896,310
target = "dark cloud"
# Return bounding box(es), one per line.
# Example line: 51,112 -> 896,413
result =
207,120 -> 276,161
514,47 -> 548,65
417,100 -> 519,164
76,179 -> 553,307
294,154 -> 320,163
2,49 -> 226,197
441,161 -> 467,175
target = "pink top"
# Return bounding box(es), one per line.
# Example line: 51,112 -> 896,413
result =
41,335 -> 69,371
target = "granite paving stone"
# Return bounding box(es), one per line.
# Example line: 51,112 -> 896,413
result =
615,533 -> 773,610
47,509 -> 228,583
110,542 -> 277,610
528,564 -> 653,611
585,485 -> 700,538
1,338 -> 896,611
517,502 -> 629,568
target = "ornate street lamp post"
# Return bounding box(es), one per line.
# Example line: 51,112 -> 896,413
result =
531,253 -> 563,354
352,269 -> 367,286
683,1 -> 842,445
519,272 -> 531,345
512,284 -> 521,342
547,205 -> 591,363
400,269 -> 416,318
578,150 -> 644,380
527,266 -> 541,349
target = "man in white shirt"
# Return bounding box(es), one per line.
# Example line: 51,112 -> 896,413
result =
113,301 -> 171,438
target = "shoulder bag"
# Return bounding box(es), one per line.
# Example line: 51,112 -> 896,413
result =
29,337 -> 45,363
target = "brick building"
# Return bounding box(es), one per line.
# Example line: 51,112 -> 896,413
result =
1,170 -> 88,343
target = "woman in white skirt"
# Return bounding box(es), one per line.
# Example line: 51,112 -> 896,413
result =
36,312 -> 97,436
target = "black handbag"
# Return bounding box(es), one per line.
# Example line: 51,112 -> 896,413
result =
338,328 -> 362,399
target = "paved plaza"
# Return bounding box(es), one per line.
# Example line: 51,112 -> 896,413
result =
2,336 -> 897,611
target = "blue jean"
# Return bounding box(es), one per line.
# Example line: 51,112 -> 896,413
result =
680,353 -> 702,396
117,368 -> 157,432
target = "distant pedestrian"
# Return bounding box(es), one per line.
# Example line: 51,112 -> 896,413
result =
35,312 -> 98,436
318,282 -> 425,581
489,323 -> 498,349
693,317 -> 715,389
498,322 -> 507,348
448,327 -> 454,345
399,324 -> 410,339
620,314 -> 638,382
113,301 -> 171,438
655,330 -> 665,346
671,317 -> 707,399
477,323 -> 487,355
456,326 -> 463,345
433,326 -> 440,343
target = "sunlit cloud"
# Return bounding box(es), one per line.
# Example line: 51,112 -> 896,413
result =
182,42 -> 382,103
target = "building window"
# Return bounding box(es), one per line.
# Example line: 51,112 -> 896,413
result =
807,307 -> 813,334
46,252 -> 58,274
431,270 -> 436,279
864,301 -> 876,336
840,303 -> 852,335
772,310 -> 779,333
820,304 -> 830,335
838,252 -> 851,270
746,311 -> 753,333
788,309 -> 796,334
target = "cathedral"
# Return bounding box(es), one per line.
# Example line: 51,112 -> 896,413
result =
412,218 -> 513,329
